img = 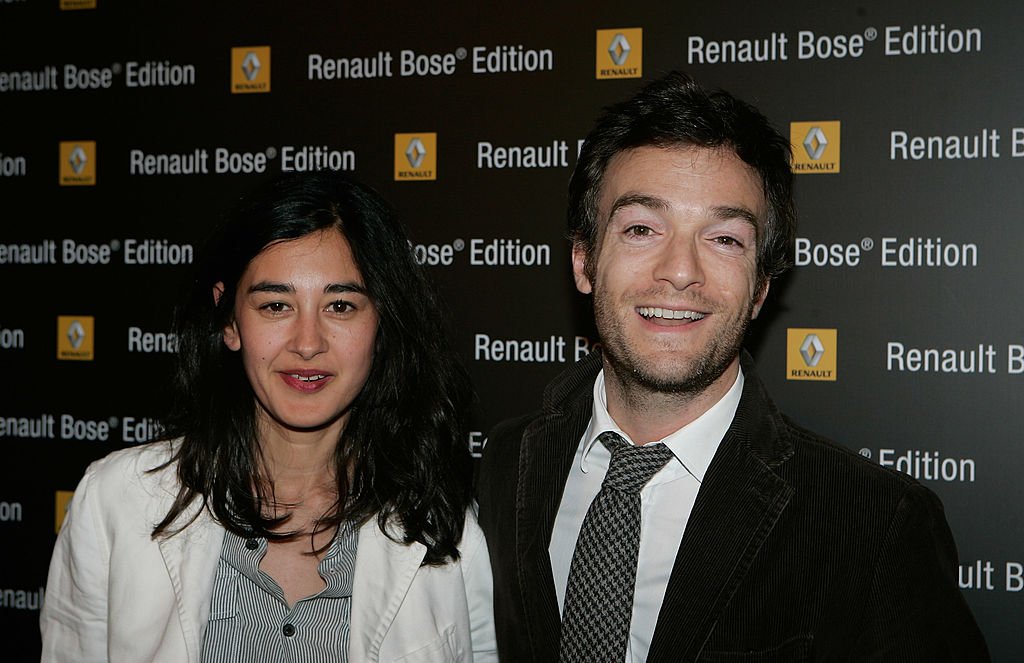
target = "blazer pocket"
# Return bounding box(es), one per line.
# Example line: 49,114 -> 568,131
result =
391,625 -> 459,663
698,634 -> 813,663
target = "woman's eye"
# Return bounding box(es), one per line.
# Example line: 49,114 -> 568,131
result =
261,302 -> 288,313
328,301 -> 353,314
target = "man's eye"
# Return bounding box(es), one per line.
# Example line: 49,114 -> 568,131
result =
625,225 -> 653,237
715,236 -> 742,247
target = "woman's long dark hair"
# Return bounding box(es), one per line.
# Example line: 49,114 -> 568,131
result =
151,170 -> 473,565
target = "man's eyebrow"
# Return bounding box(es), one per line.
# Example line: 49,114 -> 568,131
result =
711,205 -> 760,229
609,195 -> 761,229
608,193 -> 671,218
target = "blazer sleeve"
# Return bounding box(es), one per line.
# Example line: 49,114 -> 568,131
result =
462,508 -> 498,663
851,483 -> 989,662
40,461 -> 111,663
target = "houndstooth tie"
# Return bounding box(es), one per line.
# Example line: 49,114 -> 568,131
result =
559,431 -> 676,663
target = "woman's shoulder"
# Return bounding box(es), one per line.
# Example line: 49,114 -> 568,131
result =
77,438 -> 182,504
88,437 -> 178,474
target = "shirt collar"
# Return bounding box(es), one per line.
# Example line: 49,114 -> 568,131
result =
581,367 -> 745,483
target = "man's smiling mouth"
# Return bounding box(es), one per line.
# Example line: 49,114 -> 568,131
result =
637,307 -> 706,321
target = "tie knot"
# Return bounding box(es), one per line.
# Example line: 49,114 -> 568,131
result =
598,431 -> 675,494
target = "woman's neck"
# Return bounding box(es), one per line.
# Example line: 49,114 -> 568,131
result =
257,417 -> 344,511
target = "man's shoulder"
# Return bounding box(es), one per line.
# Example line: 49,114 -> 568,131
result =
478,410 -> 542,489
483,353 -> 601,459
488,410 -> 542,447
737,353 -> 921,501
778,415 -> 930,509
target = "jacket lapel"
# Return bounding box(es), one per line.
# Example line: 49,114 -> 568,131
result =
515,353 -> 600,661
349,520 -> 428,663
647,353 -> 795,662
156,501 -> 225,663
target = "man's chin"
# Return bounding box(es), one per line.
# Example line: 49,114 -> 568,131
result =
606,347 -> 740,397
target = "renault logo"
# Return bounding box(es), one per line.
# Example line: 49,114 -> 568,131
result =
802,126 -> 828,161
608,33 -> 631,66
69,146 -> 88,175
67,321 -> 86,350
405,137 -> 427,169
241,51 -> 261,81
799,333 -> 825,367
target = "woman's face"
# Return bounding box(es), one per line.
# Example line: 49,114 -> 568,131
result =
221,228 -> 378,439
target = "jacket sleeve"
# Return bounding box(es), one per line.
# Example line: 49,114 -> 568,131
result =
462,508 -> 498,663
852,483 -> 990,662
40,461 -> 111,663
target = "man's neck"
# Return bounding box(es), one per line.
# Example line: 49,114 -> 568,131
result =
603,359 -> 740,445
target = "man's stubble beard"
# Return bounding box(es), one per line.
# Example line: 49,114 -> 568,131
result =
592,284 -> 756,406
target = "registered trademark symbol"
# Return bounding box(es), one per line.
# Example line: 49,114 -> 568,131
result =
453,238 -> 465,251
111,63 -> 122,74
859,448 -> 872,458
109,239 -> 121,251
864,27 -> 877,41
861,237 -> 874,251
265,147 -> 277,159
455,48 -> 467,60
108,417 -> 119,428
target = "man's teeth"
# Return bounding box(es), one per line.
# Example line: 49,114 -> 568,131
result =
291,374 -> 327,382
637,307 -> 705,320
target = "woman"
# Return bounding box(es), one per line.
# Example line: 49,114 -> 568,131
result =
41,171 -> 497,662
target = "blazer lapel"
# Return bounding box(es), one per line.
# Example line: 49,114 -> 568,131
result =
648,355 -> 795,662
515,407 -> 589,659
156,503 -> 225,663
349,521 -> 428,663
514,354 -> 599,661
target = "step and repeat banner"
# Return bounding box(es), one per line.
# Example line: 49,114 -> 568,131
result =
2,1 -> 1022,660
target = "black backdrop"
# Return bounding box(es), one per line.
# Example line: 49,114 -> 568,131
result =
2,2 -> 1022,660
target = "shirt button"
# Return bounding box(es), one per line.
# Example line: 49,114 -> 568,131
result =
282,623 -> 296,638
245,539 -> 258,551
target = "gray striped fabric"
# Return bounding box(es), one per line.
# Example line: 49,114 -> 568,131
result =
200,522 -> 358,662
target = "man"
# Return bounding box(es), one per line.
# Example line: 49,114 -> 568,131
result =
477,72 -> 987,662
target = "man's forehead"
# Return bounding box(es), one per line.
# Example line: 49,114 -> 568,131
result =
598,145 -> 767,219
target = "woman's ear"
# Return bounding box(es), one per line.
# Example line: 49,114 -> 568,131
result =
213,282 -> 241,351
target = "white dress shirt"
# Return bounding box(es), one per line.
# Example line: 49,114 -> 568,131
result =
549,367 -> 744,662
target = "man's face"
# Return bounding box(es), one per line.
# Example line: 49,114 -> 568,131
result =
573,145 -> 768,398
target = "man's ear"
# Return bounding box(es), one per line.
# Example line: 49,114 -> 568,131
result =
751,279 -> 770,320
572,243 -> 593,295
213,282 -> 241,351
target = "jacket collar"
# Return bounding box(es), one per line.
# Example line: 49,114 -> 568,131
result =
541,350 -> 795,466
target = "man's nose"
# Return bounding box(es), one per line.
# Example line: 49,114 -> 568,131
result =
652,235 -> 704,291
